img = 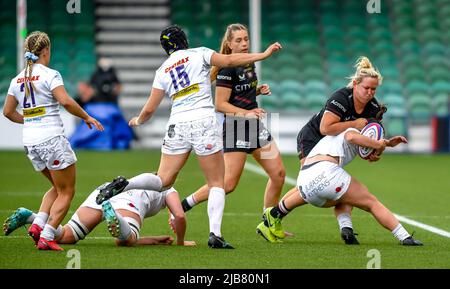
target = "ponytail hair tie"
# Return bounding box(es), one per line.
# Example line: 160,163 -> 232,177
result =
24,52 -> 39,62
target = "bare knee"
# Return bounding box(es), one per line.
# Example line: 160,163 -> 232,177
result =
270,167 -> 286,185
224,181 -> 238,194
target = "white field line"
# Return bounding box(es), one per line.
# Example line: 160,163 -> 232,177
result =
244,162 -> 450,239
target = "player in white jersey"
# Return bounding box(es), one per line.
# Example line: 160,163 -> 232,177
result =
2,31 -> 104,251
3,184 -> 195,247
256,122 -> 423,246
95,25 -> 282,249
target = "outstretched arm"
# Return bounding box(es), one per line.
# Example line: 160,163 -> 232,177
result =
210,42 -> 282,68
344,130 -> 386,150
320,111 -> 368,136
129,87 -> 165,126
52,86 -> 104,131
385,135 -> 408,147
136,235 -> 174,245
166,191 -> 196,246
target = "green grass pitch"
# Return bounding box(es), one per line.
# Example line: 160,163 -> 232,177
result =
0,150 -> 449,268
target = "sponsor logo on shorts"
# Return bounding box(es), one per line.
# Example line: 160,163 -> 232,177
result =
259,129 -> 270,141
236,140 -> 251,149
335,182 -> 345,193
168,124 -> 176,138
53,160 -> 60,166
205,143 -> 214,150
305,172 -> 331,195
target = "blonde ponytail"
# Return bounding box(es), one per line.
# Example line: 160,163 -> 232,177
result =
346,56 -> 383,88
23,31 -> 51,97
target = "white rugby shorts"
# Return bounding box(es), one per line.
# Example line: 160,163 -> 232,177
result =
80,188 -> 150,223
297,161 -> 351,207
161,115 -> 223,156
24,135 -> 77,171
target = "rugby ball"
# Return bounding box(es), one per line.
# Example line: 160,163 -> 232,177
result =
358,123 -> 384,159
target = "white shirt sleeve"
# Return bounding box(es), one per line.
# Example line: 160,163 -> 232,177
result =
152,69 -> 165,91
48,71 -> 64,91
7,79 -> 16,96
200,47 -> 215,66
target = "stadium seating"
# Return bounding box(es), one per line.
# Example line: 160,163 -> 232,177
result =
0,0 -> 96,104
166,0 -> 449,136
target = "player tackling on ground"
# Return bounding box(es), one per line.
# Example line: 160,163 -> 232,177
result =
256,121 -> 423,246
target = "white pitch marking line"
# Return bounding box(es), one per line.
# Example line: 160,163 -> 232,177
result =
244,162 -> 450,239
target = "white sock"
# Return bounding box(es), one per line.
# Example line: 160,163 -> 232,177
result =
125,173 -> 163,192
26,212 -> 36,224
32,212 -> 48,229
41,224 -> 56,241
115,212 -> 132,241
186,194 -> 197,207
392,224 -> 410,241
207,187 -> 225,237
337,213 -> 353,230
54,225 -> 63,239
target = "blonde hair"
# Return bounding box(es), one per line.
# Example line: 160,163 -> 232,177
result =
346,56 -> 383,88
210,23 -> 248,82
23,31 -> 51,97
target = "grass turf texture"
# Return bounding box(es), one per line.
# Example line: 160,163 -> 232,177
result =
0,150 -> 449,268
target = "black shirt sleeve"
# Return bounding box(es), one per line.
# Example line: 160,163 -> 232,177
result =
324,89 -> 351,119
216,67 -> 234,89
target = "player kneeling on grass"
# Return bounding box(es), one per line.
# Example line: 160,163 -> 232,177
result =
256,122 -> 423,246
3,184 -> 195,247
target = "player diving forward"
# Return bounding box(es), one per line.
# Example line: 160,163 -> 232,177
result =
3,183 -> 195,247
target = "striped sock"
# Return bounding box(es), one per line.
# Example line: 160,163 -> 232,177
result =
182,194 -> 197,212
270,200 -> 291,219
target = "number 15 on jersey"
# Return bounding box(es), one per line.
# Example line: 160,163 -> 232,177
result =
169,64 -> 190,91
